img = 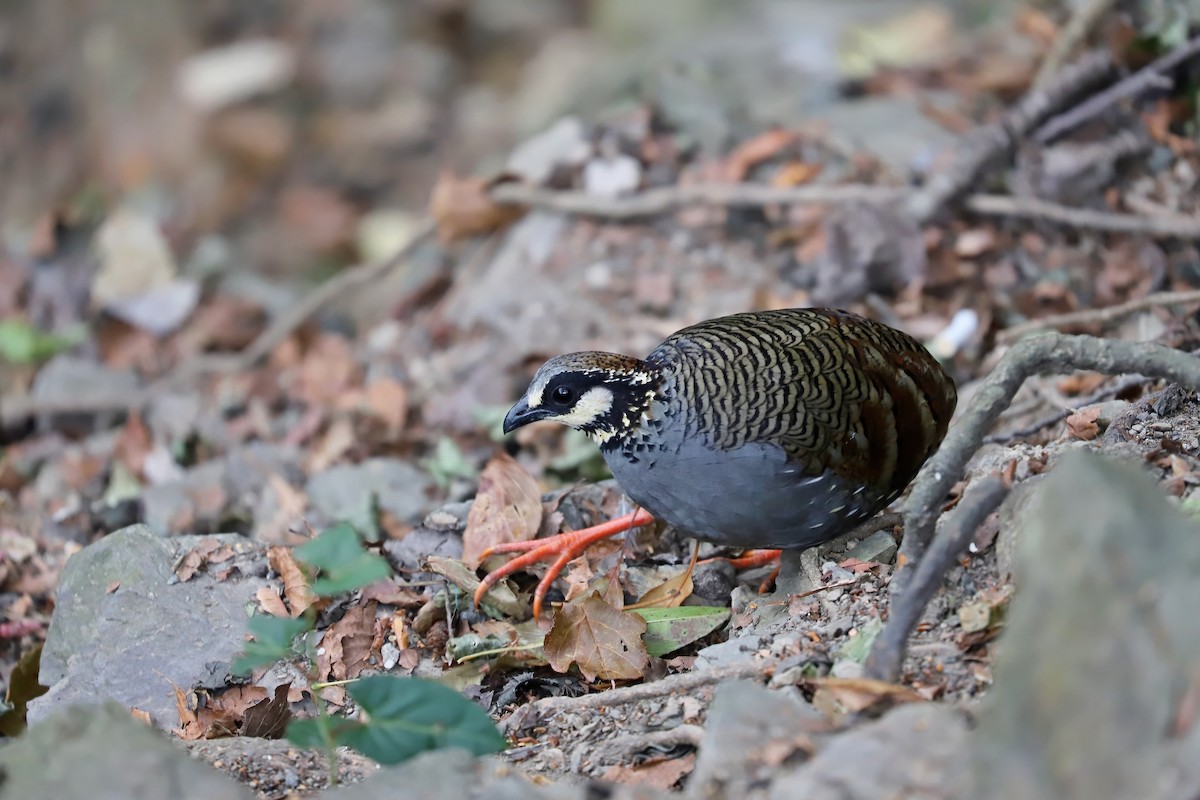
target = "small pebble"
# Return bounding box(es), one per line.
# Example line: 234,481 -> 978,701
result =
381,642 -> 400,670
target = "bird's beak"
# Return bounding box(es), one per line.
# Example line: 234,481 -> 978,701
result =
502,397 -> 549,434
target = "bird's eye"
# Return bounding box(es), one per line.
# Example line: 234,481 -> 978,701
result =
551,386 -> 575,404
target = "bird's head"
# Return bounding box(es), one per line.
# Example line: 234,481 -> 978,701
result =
503,352 -> 659,445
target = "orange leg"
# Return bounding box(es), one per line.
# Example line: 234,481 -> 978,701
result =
701,548 -> 782,570
473,509 -> 655,619
699,548 -> 782,593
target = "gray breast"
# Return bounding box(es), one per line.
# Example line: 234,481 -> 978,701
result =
602,433 -> 881,550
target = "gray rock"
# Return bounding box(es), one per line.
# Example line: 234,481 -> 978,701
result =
993,474 -> 1045,580
31,355 -> 140,405
770,703 -> 971,800
818,95 -> 959,175
307,458 -> 436,534
974,452 -> 1200,800
0,702 -> 253,800
845,529 -> 898,565
140,442 -> 304,536
687,681 -> 825,799
31,526 -> 269,728
319,748 -> 621,800
385,527 -> 464,571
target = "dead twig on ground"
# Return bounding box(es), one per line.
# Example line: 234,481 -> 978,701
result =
887,334 -> 1200,656
967,194 -> 1200,240
501,659 -> 775,735
997,288 -> 1200,344
1035,32 -> 1200,144
905,50 -> 1113,223
0,220 -> 436,427
983,372 -> 1152,444
489,182 -> 905,218
866,474 -> 1010,682
1032,0 -> 1119,90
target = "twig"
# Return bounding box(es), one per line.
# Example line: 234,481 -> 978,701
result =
489,182 -> 906,218
1032,0 -> 1120,89
501,659 -> 775,733
997,288 -> 1200,344
1035,32 -> 1200,144
982,372 -> 1151,444
966,194 -> 1200,240
891,334 -> 1200,604
0,220 -> 436,426
865,474 -> 1010,682
905,50 -> 1113,223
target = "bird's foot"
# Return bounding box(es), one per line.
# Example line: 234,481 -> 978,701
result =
473,508 -> 655,619
701,548 -> 782,593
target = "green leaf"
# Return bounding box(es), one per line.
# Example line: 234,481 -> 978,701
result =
232,614 -> 312,676
0,320 -> 83,364
287,715 -> 349,751
335,675 -> 506,765
633,606 -> 730,657
836,617 -> 883,663
295,523 -> 391,597
423,438 -> 475,489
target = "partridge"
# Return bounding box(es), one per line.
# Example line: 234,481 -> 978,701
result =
476,308 -> 957,616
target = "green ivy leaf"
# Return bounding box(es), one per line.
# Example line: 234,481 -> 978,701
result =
295,523 -> 391,597
335,676 -> 506,765
632,606 -> 730,657
232,614 -> 312,676
0,320 -> 84,364
287,715 -> 348,751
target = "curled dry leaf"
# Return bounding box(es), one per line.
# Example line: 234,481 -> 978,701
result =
174,538 -> 223,582
429,172 -> 525,244
543,591 -> 648,681
267,546 -> 316,616
626,546 -> 698,611
463,453 -> 543,568
256,586 -> 290,618
809,676 -> 924,720
1064,406 -> 1102,441
723,128 -> 797,181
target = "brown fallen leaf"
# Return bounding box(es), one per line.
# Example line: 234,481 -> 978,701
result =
268,546 -> 317,616
627,547 -> 698,611
543,591 -> 648,681
770,160 -> 822,188
115,411 -> 152,479
363,377 -> 408,436
462,453 -> 543,568
723,128 -> 797,182
241,682 -> 292,739
602,754 -> 696,790
809,676 -> 924,719
429,172 -> 525,243
1057,371 -> 1106,396
174,538 -> 223,582
305,415 -> 356,474
316,601 -> 379,682
562,555 -> 596,604
130,708 -> 152,726
1064,406 -> 1102,441
256,585 -> 291,618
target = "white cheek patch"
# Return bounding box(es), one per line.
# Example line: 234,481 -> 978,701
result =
550,387 -> 614,428
525,377 -> 549,409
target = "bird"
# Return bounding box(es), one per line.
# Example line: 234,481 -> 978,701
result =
475,308 -> 957,618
